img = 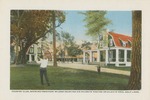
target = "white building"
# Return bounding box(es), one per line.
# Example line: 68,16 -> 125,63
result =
83,31 -> 132,67
26,39 -> 52,62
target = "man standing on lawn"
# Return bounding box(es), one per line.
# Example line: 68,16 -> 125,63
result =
36,55 -> 50,86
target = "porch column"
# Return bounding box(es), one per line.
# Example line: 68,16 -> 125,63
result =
34,54 -> 38,61
116,49 -> 119,66
89,51 -> 92,62
97,50 -> 100,62
106,49 -> 108,65
83,51 -> 86,63
124,49 -> 127,63
29,54 -> 32,62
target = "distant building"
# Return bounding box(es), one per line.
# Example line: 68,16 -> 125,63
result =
83,31 -> 132,67
26,39 -> 52,62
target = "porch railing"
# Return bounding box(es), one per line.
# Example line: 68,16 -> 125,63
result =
119,58 -> 124,62
109,58 -> 116,62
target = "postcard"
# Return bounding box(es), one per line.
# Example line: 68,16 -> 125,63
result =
0,0 -> 150,100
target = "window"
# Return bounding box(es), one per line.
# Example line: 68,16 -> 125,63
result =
109,39 -> 113,46
38,47 -> 42,54
109,50 -> 116,62
100,51 -> 106,62
119,39 -> 127,47
122,41 -> 127,47
119,50 -> 124,62
29,47 -> 34,54
127,50 -> 131,62
128,41 -> 132,47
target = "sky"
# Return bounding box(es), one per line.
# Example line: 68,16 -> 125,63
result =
57,11 -> 132,42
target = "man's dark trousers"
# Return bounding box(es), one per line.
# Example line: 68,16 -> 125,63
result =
40,68 -> 50,86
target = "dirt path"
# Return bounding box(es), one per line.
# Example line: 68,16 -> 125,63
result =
49,62 -> 130,76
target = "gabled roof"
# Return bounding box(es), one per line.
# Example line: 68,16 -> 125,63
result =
109,32 -> 132,48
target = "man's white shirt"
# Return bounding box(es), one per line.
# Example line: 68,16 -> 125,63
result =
36,59 -> 48,68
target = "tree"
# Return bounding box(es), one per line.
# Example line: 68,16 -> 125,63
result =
127,11 -> 141,90
11,10 -> 52,64
67,45 -> 82,57
11,10 -> 65,64
81,41 -> 92,50
60,31 -> 75,57
51,11 -> 65,66
56,31 -> 82,58
82,11 -> 111,38
82,11 -> 111,49
61,31 -> 75,46
52,11 -> 57,67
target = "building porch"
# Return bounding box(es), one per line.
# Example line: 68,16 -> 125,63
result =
83,47 -> 131,67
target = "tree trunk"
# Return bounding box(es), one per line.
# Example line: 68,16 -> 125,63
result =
16,46 -> 28,64
21,48 -> 28,64
14,37 -> 20,65
52,11 -> 57,67
127,11 -> 142,90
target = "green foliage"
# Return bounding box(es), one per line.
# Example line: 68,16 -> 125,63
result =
67,45 -> 83,57
11,10 -> 65,47
11,10 -> 52,41
57,31 -> 82,57
81,41 -> 92,50
82,11 -> 111,37
54,11 -> 66,27
61,31 -> 75,46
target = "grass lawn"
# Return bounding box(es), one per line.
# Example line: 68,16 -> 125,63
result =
10,64 -> 129,90
102,66 -> 131,71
